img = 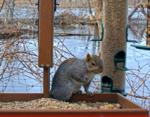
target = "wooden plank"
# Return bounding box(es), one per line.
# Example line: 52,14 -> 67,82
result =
38,0 -> 54,68
43,68 -> 50,98
0,93 -> 148,115
0,93 -> 44,102
0,109 -> 148,115
117,93 -> 141,109
38,0 -> 54,98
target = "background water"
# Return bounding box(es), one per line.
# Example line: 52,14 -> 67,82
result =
0,6 -> 149,110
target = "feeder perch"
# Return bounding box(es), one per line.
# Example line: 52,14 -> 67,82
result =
130,44 -> 150,50
100,75 -> 127,97
114,50 -> 129,71
101,75 -> 113,93
126,23 -> 138,43
90,22 -> 104,41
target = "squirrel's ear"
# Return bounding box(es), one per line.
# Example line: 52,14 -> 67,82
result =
98,48 -> 101,57
86,53 -> 92,62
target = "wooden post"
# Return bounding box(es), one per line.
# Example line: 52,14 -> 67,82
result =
43,68 -> 50,98
39,0 -> 54,98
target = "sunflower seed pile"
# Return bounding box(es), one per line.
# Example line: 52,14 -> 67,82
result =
0,98 -> 121,110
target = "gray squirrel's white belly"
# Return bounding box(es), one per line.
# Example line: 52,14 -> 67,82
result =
86,72 -> 95,82
72,72 -> 95,94
71,79 -> 84,94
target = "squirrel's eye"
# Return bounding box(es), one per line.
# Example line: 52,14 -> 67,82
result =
92,62 -> 95,66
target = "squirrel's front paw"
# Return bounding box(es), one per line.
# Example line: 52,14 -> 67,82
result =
86,91 -> 94,97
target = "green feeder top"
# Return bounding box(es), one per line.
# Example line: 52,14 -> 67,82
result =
131,45 -> 150,50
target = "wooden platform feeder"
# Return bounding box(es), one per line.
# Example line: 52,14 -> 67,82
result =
0,0 -> 148,115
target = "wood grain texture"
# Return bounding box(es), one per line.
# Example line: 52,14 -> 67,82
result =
38,0 -> 54,68
43,68 -> 50,98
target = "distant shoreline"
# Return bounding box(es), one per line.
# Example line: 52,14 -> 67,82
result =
0,0 -> 147,8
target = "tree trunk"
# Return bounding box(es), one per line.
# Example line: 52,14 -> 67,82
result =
93,0 -> 102,22
5,0 -> 15,24
87,0 -> 94,20
92,0 -> 103,56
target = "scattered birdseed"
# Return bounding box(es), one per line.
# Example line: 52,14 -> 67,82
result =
0,98 -> 121,110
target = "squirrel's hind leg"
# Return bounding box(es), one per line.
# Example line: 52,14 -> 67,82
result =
50,81 -> 73,101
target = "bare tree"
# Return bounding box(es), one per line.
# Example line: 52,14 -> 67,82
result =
5,0 -> 15,24
92,0 -> 103,56
93,0 -> 102,22
87,0 -> 94,20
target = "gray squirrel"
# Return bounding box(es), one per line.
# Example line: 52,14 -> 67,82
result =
50,53 -> 103,101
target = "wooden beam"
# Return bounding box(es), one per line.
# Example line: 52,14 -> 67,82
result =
43,68 -> 50,98
38,0 -> 54,68
39,0 -> 54,98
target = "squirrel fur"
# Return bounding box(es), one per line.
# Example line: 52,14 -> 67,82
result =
50,53 -> 103,101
